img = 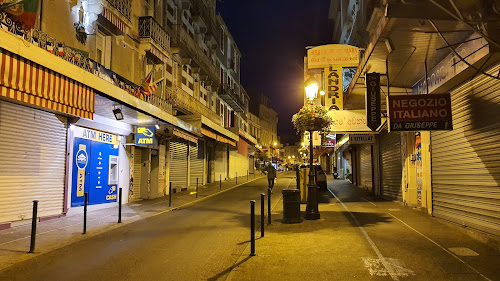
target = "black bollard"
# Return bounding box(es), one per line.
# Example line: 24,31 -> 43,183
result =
83,192 -> 88,234
29,200 -> 38,253
247,170 -> 249,181
250,200 -> 256,256
196,178 -> 199,198
260,194 -> 265,238
236,172 -> 238,185
267,188 -> 271,225
220,174 -> 222,190
169,182 -> 172,207
118,188 -> 122,223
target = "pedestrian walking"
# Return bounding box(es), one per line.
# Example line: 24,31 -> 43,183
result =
264,162 -> 276,192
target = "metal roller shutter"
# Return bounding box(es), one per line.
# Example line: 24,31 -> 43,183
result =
189,140 -> 204,187
133,147 -> 142,201
170,140 -> 188,190
380,129 -> 402,200
359,144 -> 372,190
431,63 -> 500,237
0,101 -> 67,223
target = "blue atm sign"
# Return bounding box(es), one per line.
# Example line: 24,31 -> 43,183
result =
136,126 -> 156,145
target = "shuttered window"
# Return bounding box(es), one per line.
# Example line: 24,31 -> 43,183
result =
380,129 -> 402,201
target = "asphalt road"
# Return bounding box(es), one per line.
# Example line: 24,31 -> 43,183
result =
0,173 -> 295,281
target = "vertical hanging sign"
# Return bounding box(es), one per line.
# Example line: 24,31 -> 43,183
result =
365,73 -> 381,131
75,144 -> 88,197
325,66 -> 343,111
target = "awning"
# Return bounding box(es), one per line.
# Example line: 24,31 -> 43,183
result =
101,6 -> 126,33
201,127 -> 236,147
0,48 -> 94,119
174,128 -> 198,144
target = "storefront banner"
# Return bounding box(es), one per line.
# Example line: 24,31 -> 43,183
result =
412,34 -> 489,95
136,126 -> 156,145
328,110 -> 386,132
73,126 -> 119,145
366,72 -> 381,131
387,93 -> 453,132
307,44 -> 359,68
325,65 -> 343,110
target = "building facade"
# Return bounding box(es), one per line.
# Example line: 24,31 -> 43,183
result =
0,0 -> 264,228
250,93 -> 278,162
329,0 -> 500,244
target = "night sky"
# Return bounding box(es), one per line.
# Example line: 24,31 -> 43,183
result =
217,1 -> 331,144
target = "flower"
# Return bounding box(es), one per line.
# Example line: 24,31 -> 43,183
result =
292,104 -> 333,135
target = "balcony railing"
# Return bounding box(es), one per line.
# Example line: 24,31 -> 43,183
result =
139,16 -> 171,54
171,25 -> 220,86
218,84 -> 245,113
105,0 -> 132,20
165,86 -> 222,125
0,12 -> 172,117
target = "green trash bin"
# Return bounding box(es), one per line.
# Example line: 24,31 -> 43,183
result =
282,189 -> 302,224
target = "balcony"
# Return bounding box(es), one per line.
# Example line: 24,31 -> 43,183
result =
171,24 -> 220,86
165,86 -> 222,126
105,0 -> 132,20
0,12 -> 172,118
139,16 -> 170,62
218,84 -> 245,113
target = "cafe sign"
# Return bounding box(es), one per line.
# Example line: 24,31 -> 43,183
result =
387,93 -> 453,132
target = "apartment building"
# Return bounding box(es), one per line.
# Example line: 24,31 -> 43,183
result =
0,0 -> 250,228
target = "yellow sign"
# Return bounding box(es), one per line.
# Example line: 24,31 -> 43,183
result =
76,144 -> 87,197
307,44 -> 359,68
325,66 -> 343,111
74,126 -> 119,145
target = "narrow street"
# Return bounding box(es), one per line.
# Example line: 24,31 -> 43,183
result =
0,173 -> 295,281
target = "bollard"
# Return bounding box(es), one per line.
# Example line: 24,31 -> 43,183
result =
169,182 -> 172,207
196,178 -> 199,198
118,188 -> 122,223
236,172 -> 238,185
267,188 -> 272,225
220,174 -> 222,191
250,200 -> 256,256
247,170 -> 249,181
260,194 -> 265,238
83,192 -> 88,234
29,200 -> 38,253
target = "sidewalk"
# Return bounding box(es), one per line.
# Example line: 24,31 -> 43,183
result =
0,173 -> 265,271
226,178 -> 500,281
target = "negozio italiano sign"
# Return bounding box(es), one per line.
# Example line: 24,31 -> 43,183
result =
388,93 -> 453,132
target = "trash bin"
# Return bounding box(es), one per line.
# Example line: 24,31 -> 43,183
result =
282,189 -> 302,224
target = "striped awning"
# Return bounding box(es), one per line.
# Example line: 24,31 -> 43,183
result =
101,6 -> 126,33
0,48 -> 94,119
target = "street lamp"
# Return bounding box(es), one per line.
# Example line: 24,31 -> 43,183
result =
304,77 -> 320,220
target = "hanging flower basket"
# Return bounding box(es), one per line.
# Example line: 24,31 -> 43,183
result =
292,104 -> 333,133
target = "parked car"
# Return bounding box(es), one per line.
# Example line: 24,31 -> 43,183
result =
299,163 -> 327,190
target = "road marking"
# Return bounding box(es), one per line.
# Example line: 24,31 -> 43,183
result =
389,213 -> 492,281
448,247 -> 479,257
328,189 -> 401,281
362,257 -> 414,277
361,197 -> 377,206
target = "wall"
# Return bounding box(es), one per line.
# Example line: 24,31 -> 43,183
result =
229,150 -> 249,179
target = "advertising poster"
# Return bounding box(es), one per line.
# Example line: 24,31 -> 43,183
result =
415,133 -> 422,206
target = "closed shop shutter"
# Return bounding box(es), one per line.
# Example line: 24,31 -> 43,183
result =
431,63 -> 500,237
380,129 -> 402,200
189,140 -> 204,187
170,140 -> 188,190
133,147 -> 142,201
0,101 -> 67,223
359,144 -> 372,190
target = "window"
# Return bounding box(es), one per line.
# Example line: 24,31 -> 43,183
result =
96,31 -> 111,68
220,27 -> 225,53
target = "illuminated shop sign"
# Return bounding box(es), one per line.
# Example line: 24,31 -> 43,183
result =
365,73 -> 381,131
388,93 -> 453,132
136,126 -> 156,145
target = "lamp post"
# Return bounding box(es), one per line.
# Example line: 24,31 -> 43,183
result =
304,77 -> 320,220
